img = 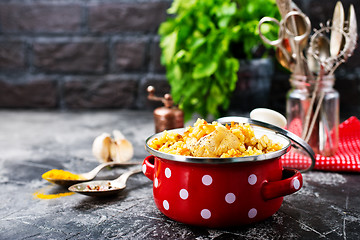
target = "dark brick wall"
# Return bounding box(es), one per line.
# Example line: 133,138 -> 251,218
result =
0,0 -> 169,110
0,0 -> 359,119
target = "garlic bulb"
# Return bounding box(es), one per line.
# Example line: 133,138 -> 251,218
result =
92,130 -> 134,163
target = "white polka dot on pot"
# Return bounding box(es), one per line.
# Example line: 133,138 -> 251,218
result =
248,208 -> 257,218
165,168 -> 171,178
248,174 -> 257,185
202,175 -> 212,186
292,178 -> 300,190
179,189 -> 189,200
163,200 -> 169,210
201,209 -> 211,219
225,193 -> 236,204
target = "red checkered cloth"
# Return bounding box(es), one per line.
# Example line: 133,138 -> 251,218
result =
281,116 -> 360,172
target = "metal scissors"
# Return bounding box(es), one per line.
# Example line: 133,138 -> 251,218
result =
258,11 -> 311,72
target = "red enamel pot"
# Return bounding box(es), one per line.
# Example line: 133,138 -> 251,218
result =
143,117 -> 315,227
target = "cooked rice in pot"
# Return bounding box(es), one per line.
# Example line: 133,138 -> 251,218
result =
149,119 -> 282,158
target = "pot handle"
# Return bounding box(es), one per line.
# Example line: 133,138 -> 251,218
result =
261,168 -> 303,201
217,116 -> 316,172
142,155 -> 155,181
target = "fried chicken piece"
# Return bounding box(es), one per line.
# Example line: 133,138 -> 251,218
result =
187,124 -> 240,157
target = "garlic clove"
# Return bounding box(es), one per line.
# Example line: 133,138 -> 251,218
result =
92,133 -> 112,162
109,141 -> 119,162
110,130 -> 134,163
110,139 -> 134,162
113,130 -> 126,141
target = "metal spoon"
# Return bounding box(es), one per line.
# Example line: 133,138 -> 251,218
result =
317,35 -> 331,62
309,35 -> 331,73
307,47 -> 320,74
68,167 -> 142,197
43,162 -> 140,187
330,1 -> 345,57
344,4 -> 357,60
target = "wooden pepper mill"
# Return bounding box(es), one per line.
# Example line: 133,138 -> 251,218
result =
147,86 -> 184,133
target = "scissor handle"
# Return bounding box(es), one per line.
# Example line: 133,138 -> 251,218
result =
258,17 -> 283,47
282,11 -> 311,43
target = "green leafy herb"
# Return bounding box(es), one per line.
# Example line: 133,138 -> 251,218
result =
159,0 -> 280,121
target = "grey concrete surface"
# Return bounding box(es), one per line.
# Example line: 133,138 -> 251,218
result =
0,110 -> 359,239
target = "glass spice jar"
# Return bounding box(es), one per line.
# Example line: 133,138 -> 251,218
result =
286,74 -> 339,156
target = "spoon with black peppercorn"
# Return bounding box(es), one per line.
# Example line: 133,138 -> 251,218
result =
68,167 -> 142,197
